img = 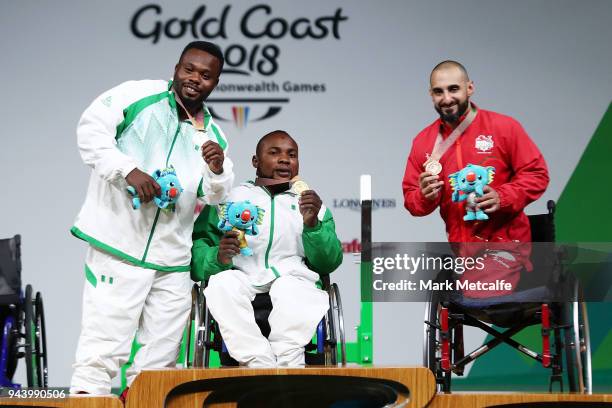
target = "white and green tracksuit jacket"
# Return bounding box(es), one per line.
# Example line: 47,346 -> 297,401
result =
191,182 -> 343,284
72,79 -> 234,272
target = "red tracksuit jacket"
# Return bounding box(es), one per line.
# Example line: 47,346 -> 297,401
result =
402,105 -> 549,247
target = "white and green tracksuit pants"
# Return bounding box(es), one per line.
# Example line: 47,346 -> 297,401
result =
204,269 -> 329,368
70,246 -> 191,394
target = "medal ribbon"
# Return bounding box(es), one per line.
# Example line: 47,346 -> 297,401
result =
428,106 -> 477,164
172,88 -> 205,131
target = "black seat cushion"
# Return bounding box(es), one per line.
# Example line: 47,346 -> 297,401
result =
0,235 -> 21,305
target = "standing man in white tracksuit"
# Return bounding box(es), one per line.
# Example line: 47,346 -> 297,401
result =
70,41 -> 234,395
191,130 -> 343,367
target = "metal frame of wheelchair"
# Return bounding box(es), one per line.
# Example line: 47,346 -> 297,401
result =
0,235 -> 48,389
184,274 -> 346,367
423,201 -> 592,394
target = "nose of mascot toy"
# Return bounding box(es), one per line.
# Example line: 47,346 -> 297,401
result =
169,188 -> 178,198
466,172 -> 476,182
241,209 -> 252,222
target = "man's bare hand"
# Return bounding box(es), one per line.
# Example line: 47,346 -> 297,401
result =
202,141 -> 224,175
125,168 -> 161,204
217,230 -> 240,265
419,171 -> 444,200
475,185 -> 500,213
299,190 -> 322,228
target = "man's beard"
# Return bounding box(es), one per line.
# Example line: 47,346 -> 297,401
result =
173,79 -> 206,111
436,99 -> 470,124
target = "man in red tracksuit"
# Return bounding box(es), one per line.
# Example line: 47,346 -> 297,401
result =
402,61 -> 549,297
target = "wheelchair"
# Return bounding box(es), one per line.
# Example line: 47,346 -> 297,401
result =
0,235 -> 48,389
423,201 -> 592,393
184,274 -> 346,367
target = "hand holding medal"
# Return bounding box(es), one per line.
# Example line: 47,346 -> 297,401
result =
419,171 -> 444,201
292,177 -> 321,227
201,140 -> 224,175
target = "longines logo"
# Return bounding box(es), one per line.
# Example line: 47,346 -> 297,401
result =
130,4 -> 348,129
333,199 -> 397,211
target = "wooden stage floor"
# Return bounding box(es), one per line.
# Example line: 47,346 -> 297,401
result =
1,367 -> 610,407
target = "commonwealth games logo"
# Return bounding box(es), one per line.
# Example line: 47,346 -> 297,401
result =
131,4 -> 348,129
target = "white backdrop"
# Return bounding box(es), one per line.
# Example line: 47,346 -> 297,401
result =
1,0 -> 611,386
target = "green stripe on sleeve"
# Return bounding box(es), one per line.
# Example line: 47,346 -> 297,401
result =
210,124 -> 227,150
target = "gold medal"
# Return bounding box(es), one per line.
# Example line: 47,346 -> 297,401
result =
291,178 -> 310,195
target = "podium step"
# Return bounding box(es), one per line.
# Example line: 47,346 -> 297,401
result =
126,366 -> 435,408
0,396 -> 122,408
427,393 -> 612,407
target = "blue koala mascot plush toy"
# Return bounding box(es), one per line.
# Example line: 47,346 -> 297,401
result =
449,164 -> 495,221
218,201 -> 265,256
127,166 -> 183,212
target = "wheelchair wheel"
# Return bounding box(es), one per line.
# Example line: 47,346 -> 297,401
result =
564,281 -> 592,394
24,285 -> 39,388
193,284 -> 206,368
34,292 -> 48,388
184,283 -> 207,368
423,288 -> 451,392
324,285 -> 337,366
329,283 -> 346,366
202,298 -> 215,368
34,293 -> 47,386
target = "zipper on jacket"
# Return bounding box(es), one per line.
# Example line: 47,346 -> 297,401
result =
141,121 -> 181,263
165,121 -> 181,166
456,139 -> 471,243
141,208 -> 161,262
263,192 -> 280,278
264,195 -> 275,268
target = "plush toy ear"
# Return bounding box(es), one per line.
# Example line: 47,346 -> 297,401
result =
448,172 -> 459,191
448,172 -> 460,202
256,206 -> 266,225
486,166 -> 496,184
218,203 -> 227,217
222,202 -> 234,219
217,203 -> 230,228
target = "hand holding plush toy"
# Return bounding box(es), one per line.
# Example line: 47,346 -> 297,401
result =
127,166 -> 183,212
449,164 -> 495,221
217,201 -> 265,256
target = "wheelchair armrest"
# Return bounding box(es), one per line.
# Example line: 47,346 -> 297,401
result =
320,274 -> 331,291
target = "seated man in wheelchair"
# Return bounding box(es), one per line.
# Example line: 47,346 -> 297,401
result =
191,130 -> 343,367
402,60 -> 550,298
